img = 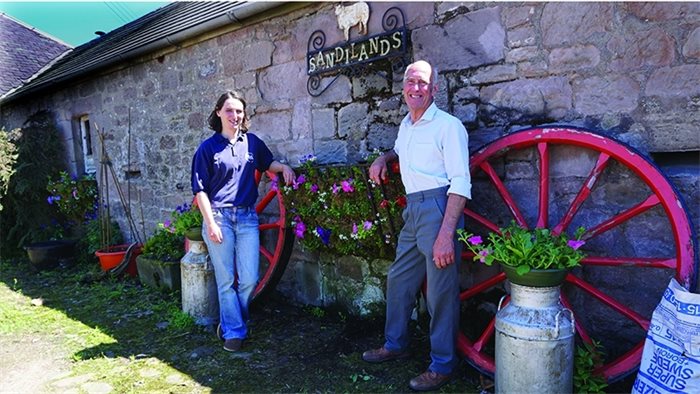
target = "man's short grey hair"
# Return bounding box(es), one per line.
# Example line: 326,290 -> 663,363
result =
403,60 -> 438,85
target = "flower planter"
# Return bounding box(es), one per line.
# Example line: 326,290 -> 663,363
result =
184,226 -> 204,242
501,264 -> 569,287
136,255 -> 181,292
24,240 -> 77,270
95,244 -> 142,277
184,226 -> 204,253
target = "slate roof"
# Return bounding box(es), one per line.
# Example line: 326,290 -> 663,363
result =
1,1 -> 283,104
0,13 -> 71,96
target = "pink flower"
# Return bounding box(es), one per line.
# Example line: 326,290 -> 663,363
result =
341,179 -> 354,193
332,183 -> 340,194
468,236 -> 483,245
478,249 -> 490,263
270,178 -> 278,192
567,239 -> 585,250
379,199 -> 389,209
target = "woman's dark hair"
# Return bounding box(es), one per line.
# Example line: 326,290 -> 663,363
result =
207,91 -> 250,133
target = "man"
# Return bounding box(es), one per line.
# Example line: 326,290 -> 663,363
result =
363,60 -> 471,391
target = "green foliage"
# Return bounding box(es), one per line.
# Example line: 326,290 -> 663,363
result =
574,340 -> 608,394
281,154 -> 405,260
166,305 -> 195,331
46,171 -> 98,224
305,306 -> 326,318
458,221 -> 586,275
141,227 -> 185,261
350,371 -> 373,383
169,202 -> 202,236
0,111 -> 68,252
0,128 -> 19,211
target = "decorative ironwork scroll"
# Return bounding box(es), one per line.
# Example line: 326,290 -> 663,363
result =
306,6 -> 409,97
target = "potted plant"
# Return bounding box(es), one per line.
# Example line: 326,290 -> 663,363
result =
170,201 -> 203,242
457,221 -> 586,287
25,171 -> 99,270
136,226 -> 185,291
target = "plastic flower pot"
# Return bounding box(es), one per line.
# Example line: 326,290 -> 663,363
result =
24,239 -> 77,270
501,264 -> 569,287
95,244 -> 142,277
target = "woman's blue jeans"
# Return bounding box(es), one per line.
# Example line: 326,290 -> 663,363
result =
203,206 -> 259,340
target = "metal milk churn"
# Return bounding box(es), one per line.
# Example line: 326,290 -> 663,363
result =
495,283 -> 575,394
180,240 -> 219,326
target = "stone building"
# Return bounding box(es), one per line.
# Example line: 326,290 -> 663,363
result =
1,2 -> 698,373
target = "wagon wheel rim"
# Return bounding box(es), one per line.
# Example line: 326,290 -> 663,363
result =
251,170 -> 294,302
457,126 -> 697,382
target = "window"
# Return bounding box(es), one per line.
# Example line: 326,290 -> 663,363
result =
79,115 -> 95,174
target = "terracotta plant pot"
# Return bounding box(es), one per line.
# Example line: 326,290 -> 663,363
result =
95,243 -> 142,277
25,240 -> 77,270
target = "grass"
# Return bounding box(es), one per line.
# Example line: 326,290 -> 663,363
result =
0,258 -> 483,393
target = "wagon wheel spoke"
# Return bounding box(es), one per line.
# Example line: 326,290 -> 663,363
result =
584,194 -> 660,240
553,152 -> 611,235
479,161 -> 527,227
582,256 -> 676,269
459,272 -> 506,301
565,274 -> 649,329
536,142 -> 549,228
464,207 -> 500,233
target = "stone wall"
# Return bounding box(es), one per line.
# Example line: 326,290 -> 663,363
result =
1,2 -> 699,310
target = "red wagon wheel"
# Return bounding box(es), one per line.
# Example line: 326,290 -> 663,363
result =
457,126 -> 697,382
251,170 -> 294,303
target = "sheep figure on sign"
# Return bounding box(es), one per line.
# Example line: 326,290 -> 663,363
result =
335,2 -> 370,41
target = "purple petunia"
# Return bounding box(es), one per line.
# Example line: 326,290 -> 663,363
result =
468,235 -> 483,245
294,220 -> 306,239
310,184 -> 319,193
363,221 -> 372,230
352,223 -> 358,235
292,174 -> 306,190
332,183 -> 340,194
341,179 -> 354,193
567,239 -> 585,250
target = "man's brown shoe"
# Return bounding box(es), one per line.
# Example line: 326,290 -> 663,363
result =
361,346 -> 410,363
409,370 -> 452,391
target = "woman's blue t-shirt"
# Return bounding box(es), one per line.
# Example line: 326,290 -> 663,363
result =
191,132 -> 273,208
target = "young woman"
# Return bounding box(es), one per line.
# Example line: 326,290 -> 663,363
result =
191,91 -> 294,352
